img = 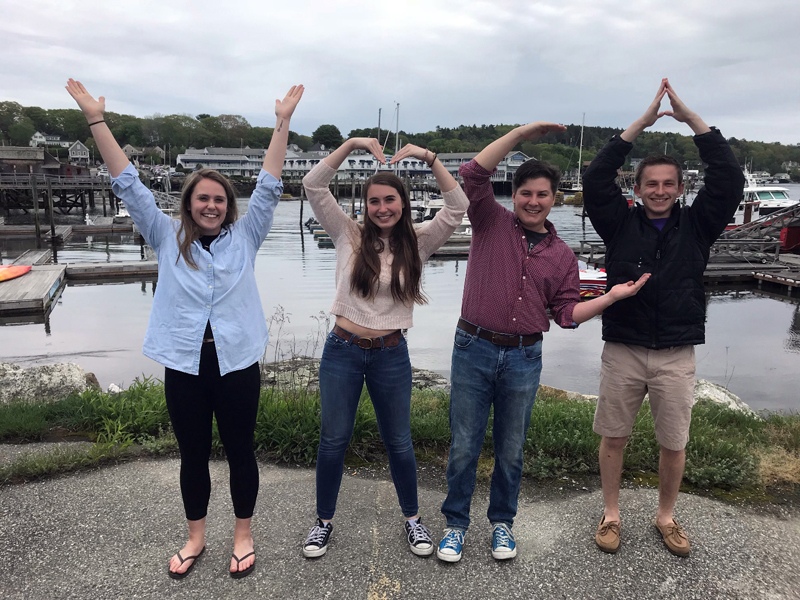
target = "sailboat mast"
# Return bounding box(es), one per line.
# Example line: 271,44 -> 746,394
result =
577,112 -> 584,181
395,102 -> 400,174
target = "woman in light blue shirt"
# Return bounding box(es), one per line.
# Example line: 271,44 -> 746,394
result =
66,79 -> 303,580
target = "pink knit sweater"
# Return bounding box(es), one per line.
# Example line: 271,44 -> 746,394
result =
303,162 -> 468,330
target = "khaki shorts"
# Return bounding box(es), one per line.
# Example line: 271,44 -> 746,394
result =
593,342 -> 695,451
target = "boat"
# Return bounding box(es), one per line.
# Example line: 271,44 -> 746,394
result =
743,185 -> 797,217
742,168 -> 798,217
420,192 -> 444,221
725,197 -> 761,230
578,265 -> 607,299
0,265 -> 32,283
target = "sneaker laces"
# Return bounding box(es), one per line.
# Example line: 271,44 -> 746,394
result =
441,529 -> 464,550
305,523 -> 330,547
493,524 -> 512,546
407,521 -> 432,546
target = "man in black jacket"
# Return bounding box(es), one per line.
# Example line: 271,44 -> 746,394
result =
582,79 -> 745,557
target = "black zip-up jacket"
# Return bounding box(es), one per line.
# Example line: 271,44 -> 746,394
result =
582,128 -> 745,349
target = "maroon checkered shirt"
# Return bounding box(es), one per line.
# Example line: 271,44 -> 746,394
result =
458,159 -> 579,335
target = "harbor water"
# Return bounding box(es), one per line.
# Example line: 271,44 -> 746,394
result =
1,190 -> 799,412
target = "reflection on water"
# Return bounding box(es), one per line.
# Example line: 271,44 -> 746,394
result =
1,198 -> 800,412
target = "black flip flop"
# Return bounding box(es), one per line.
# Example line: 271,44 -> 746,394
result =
168,546 -> 205,580
230,551 -> 256,579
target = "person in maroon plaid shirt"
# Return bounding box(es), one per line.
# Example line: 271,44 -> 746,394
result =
437,122 -> 650,563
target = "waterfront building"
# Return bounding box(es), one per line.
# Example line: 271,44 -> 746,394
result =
176,145 -> 530,181
282,149 -> 529,183
29,132 -> 73,149
68,141 -> 90,166
176,146 -> 267,176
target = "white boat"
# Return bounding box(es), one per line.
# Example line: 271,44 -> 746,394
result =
743,185 -> 797,217
741,169 -> 797,217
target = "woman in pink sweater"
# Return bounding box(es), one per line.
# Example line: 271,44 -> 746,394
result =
301,138 -> 468,558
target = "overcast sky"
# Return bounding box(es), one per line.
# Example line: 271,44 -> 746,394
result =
3,0 -> 799,144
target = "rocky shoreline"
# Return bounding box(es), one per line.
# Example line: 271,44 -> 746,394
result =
0,358 -> 758,416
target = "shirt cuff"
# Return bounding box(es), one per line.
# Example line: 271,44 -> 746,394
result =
459,159 -> 497,179
257,169 -> 281,185
110,163 -> 139,190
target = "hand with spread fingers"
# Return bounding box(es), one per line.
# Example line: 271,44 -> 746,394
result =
389,143 -> 433,166
65,78 -> 105,124
275,84 -> 304,121
607,273 -> 651,302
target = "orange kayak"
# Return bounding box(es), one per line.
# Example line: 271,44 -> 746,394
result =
0,265 -> 32,282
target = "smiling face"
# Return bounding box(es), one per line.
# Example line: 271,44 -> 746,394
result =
512,177 -> 556,233
189,178 -> 228,235
366,182 -> 405,235
634,164 -> 684,220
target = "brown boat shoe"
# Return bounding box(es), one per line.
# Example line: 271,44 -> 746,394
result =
595,516 -> 621,553
654,518 -> 691,557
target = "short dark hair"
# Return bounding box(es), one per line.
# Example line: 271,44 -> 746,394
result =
634,155 -> 683,187
513,159 -> 561,194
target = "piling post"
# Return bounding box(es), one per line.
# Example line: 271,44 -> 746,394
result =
30,175 -> 42,249
46,178 -> 56,239
351,179 -> 356,218
299,185 -> 305,228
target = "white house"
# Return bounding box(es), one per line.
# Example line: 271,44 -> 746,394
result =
29,132 -> 72,148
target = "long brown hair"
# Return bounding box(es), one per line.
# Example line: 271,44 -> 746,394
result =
350,172 -> 426,305
176,169 -> 238,269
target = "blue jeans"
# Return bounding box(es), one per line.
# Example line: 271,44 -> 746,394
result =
441,327 -> 543,531
316,329 -> 418,520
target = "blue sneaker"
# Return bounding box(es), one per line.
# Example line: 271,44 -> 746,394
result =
437,528 -> 465,563
491,523 -> 516,560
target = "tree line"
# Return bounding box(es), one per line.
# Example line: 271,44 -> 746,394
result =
2,101 -> 799,178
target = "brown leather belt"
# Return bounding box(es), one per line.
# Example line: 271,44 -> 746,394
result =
333,325 -> 403,349
457,318 -> 542,347
202,338 -> 215,344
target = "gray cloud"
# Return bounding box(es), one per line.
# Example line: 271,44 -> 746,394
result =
3,0 -> 799,143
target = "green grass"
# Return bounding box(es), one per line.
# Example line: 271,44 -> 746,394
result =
1,380 -> 799,493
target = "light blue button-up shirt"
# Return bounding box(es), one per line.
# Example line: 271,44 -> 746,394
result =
111,164 -> 282,375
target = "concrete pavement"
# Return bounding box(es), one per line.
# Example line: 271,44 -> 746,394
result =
1,459 -> 799,600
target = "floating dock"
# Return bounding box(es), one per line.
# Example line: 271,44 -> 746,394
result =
64,261 -> 158,283
0,264 -> 66,316
753,270 -> 800,296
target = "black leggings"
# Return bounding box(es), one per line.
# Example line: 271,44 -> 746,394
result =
164,343 -> 261,521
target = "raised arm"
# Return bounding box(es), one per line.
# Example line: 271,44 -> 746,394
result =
392,144 -> 468,257
391,143 -> 456,192
66,79 -> 170,248
262,85 -> 304,179
65,79 -> 128,177
474,122 -> 566,171
304,138 -> 386,242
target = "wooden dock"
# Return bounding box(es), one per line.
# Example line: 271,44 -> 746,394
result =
65,261 -> 158,282
12,249 -> 53,266
753,270 -> 800,295
0,225 -> 73,241
0,264 -> 66,315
